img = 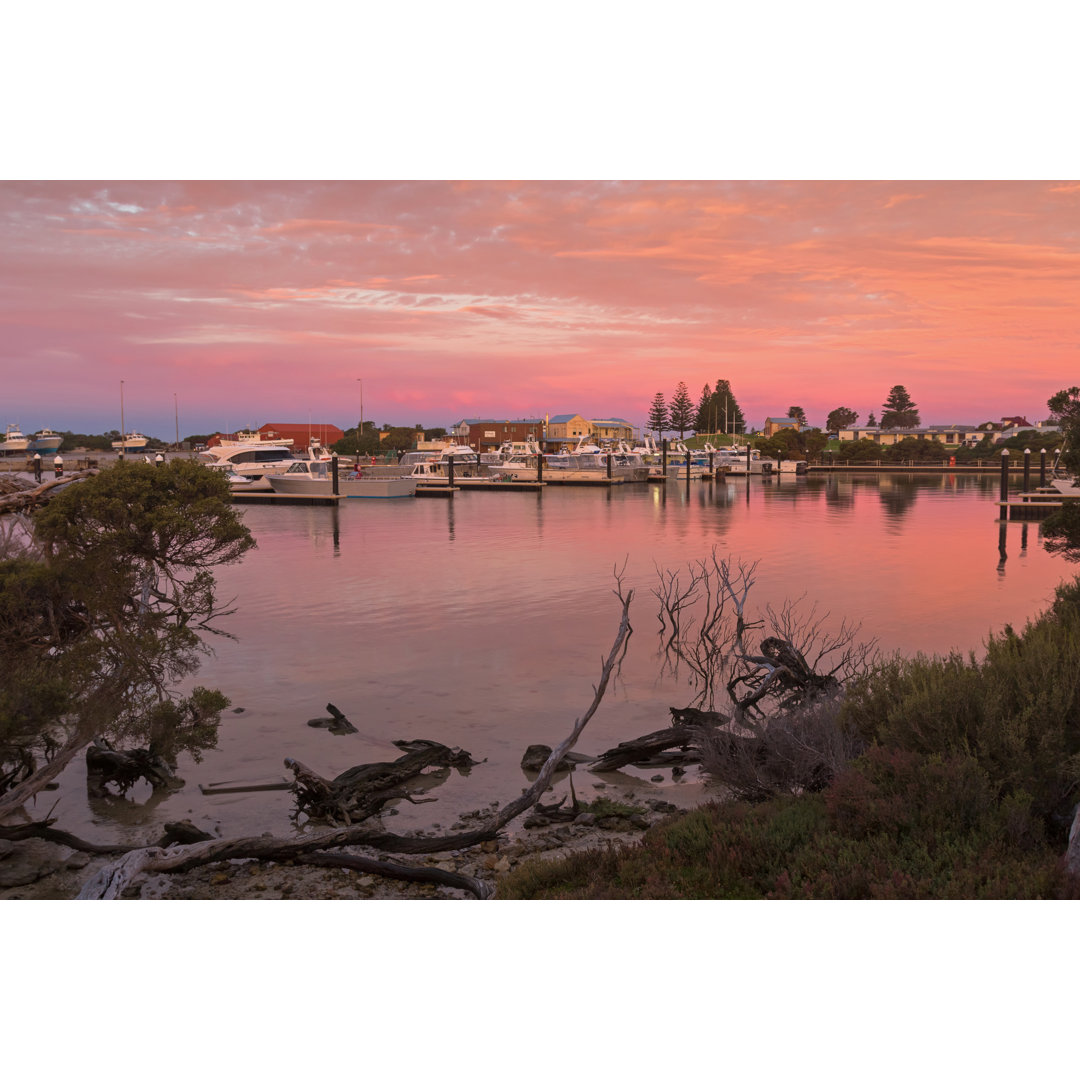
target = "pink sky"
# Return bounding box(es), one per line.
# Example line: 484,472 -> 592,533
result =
2,180 -> 1078,440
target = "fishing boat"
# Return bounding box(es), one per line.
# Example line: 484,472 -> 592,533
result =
267,459 -> 417,498
1,424 -> 31,455
29,429 -> 63,453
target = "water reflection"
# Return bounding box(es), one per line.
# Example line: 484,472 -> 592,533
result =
44,473 -> 1075,845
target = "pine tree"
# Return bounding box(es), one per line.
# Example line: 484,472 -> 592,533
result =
669,381 -> 695,437
712,379 -> 746,435
647,392 -> 669,437
787,405 -> 807,426
880,385 -> 920,429
694,383 -> 712,433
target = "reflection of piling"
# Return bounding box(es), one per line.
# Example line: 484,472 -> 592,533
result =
997,518 -> 1008,573
1023,447 -> 1031,492
999,450 -> 1009,519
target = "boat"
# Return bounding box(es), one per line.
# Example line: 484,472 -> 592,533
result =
710,442 -> 775,475
267,459 -> 417,498
112,432 -> 150,452
29,429 -> 63,453
199,435 -> 330,482
1051,477 -> 1078,495
1,424 -> 31,455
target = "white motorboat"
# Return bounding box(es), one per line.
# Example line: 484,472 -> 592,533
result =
711,442 -> 775,475
267,459 -> 417,498
2,424 -> 31,455
112,432 -> 151,452
29,429 -> 63,453
199,435 -> 330,482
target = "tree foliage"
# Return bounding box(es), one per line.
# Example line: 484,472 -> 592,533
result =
647,392 -> 669,436
1048,386 -> 1080,475
826,407 -> 858,432
669,381 -> 695,437
880,385 -> 920,429
787,405 -> 807,425
695,379 -> 745,435
0,460 -> 255,806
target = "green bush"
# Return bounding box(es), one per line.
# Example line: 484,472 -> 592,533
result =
840,578 -> 1080,838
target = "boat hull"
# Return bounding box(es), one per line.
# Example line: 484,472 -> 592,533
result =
267,475 -> 418,498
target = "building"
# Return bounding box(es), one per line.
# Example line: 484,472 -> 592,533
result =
837,420 -> 1060,448
259,422 -> 345,449
589,417 -> 637,443
452,418 -> 545,453
763,417 -> 802,437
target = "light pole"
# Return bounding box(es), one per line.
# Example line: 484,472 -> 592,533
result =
119,379 -> 125,460
356,378 -> 364,458
174,392 -> 179,450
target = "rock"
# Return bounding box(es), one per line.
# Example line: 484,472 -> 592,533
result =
651,775 -> 664,782
575,812 -> 597,826
0,838 -> 65,888
520,744 -> 553,770
492,856 -> 511,873
64,851 -> 91,870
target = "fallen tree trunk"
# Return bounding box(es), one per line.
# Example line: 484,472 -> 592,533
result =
287,740 -> 479,825
76,584 -> 636,899
0,470 -> 96,515
590,705 -> 728,771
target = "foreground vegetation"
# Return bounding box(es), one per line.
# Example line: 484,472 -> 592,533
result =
500,576 -> 1080,899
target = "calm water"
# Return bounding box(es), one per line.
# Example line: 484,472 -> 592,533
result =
52,472 -> 1073,844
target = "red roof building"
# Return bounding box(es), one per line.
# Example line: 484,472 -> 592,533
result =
258,422 -> 345,449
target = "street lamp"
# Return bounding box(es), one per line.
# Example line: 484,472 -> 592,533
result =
356,378 -> 364,458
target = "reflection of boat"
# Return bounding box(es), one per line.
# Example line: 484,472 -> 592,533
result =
112,432 -> 150,452
29,429 -> 63,453
2,424 -> 31,455
267,460 -> 417,498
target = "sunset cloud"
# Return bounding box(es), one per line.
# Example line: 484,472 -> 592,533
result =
1,180 -> 1077,438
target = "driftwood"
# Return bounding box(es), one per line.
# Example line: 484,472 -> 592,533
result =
0,470 -> 96,515
77,583 -> 635,899
287,739 -> 480,825
306,702 -> 358,735
85,738 -> 177,798
589,706 -> 727,772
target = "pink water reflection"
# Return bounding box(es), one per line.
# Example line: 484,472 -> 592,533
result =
45,474 -> 1073,846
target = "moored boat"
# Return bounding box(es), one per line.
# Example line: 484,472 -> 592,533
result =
2,424 -> 31,455
267,459 -> 417,498
29,429 -> 63,453
112,432 -> 151,452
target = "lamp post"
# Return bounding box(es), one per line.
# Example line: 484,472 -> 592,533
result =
356,378 -> 364,458
119,379 -> 125,461
174,392 -> 179,450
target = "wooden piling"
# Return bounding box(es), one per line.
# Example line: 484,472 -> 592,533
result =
332,455 -> 339,495
1023,447 -> 1031,492
999,449 -> 1009,518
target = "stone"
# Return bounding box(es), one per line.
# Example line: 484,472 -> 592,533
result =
651,775 -> 664,782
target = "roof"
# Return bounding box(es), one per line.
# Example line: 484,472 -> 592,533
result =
590,417 -> 633,425
547,414 -> 581,423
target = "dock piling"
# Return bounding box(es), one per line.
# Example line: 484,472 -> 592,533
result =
999,449 -> 1009,518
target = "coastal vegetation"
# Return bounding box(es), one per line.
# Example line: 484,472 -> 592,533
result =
0,460 -> 254,814
501,575 -> 1080,899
